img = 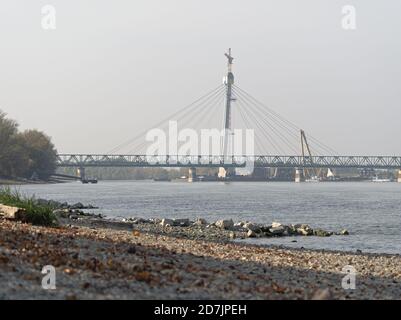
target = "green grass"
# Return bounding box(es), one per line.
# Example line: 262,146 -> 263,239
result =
0,187 -> 57,226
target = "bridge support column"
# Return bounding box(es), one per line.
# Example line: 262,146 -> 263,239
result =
295,168 -> 304,183
188,167 -> 196,183
398,170 -> 401,183
77,167 -> 86,181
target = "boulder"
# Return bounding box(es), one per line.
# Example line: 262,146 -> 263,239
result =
243,222 -> 261,232
0,204 -> 26,220
340,229 -> 349,235
160,218 -> 174,227
194,218 -> 207,226
295,224 -> 313,236
260,224 -> 273,233
71,202 -> 84,209
271,222 -> 282,228
269,226 -> 285,236
173,218 -> 191,227
246,229 -> 257,238
313,229 -> 332,237
234,221 -> 246,227
53,209 -> 69,219
215,219 -> 234,230
130,217 -> 149,224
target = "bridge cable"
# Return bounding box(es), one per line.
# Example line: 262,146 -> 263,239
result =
107,84 -> 225,154
233,85 -> 339,155
126,85 -> 227,154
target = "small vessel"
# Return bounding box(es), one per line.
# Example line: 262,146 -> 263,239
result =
305,175 -> 321,183
81,178 -> 98,184
153,178 -> 171,182
371,176 -> 391,183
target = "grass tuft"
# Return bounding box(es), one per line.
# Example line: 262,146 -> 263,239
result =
0,187 -> 57,226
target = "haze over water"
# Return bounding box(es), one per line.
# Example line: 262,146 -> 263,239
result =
17,181 -> 401,255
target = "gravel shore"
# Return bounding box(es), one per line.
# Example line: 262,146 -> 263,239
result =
0,216 -> 400,300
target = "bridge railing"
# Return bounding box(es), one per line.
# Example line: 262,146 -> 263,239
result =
56,154 -> 401,169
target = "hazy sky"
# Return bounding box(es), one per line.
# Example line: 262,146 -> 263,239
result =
1,0 -> 400,155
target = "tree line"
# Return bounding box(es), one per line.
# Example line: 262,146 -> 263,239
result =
0,110 -> 57,180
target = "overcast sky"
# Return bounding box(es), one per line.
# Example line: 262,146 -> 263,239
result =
1,0 -> 400,155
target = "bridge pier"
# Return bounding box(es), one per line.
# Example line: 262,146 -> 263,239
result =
188,167 -> 197,182
77,167 -> 86,181
294,168 -> 304,183
398,170 -> 401,183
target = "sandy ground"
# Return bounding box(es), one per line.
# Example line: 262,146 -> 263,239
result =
0,218 -> 400,300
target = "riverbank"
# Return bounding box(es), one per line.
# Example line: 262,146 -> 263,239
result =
0,215 -> 400,299
0,178 -> 61,186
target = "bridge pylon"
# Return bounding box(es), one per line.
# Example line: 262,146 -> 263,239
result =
220,48 -> 236,179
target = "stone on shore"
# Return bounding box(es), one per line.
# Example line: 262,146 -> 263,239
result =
215,219 -> 234,230
313,229 -> 332,237
271,222 -> 282,228
173,218 -> 191,227
246,229 -> 257,238
340,229 -> 349,235
70,202 -> 85,209
295,224 -> 314,236
243,222 -> 261,233
160,218 -> 174,227
194,218 -> 207,226
160,218 -> 191,227
269,226 -> 285,236
0,204 -> 26,220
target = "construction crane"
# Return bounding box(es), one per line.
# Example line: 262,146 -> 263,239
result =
300,129 -> 319,180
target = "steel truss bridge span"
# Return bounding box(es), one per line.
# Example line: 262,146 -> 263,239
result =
56,154 -> 401,169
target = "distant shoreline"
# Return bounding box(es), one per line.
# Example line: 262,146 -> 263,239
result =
0,178 -> 63,186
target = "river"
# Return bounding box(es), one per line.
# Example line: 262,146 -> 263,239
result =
15,180 -> 401,255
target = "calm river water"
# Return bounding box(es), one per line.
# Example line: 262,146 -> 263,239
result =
16,181 -> 401,254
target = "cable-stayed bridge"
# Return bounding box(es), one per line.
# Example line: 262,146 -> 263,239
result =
56,49 -> 401,182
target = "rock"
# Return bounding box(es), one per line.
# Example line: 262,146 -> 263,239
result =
215,219 -> 234,230
150,218 -> 162,224
71,202 -> 84,209
229,232 -> 236,239
160,218 -> 174,227
0,204 -> 26,220
269,226 -> 285,236
271,221 -> 282,228
340,229 -> 349,235
130,217 -> 147,224
260,224 -> 272,233
173,218 -> 191,227
53,209 -> 69,219
246,230 -> 257,238
296,224 -> 313,236
194,218 -> 207,226
243,222 -> 261,232
313,229 -> 332,237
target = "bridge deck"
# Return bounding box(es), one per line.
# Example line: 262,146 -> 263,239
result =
56,154 -> 401,169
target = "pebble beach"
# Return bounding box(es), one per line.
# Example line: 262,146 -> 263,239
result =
1,212 -> 400,300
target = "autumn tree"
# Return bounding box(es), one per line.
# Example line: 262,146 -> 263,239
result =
0,110 -> 57,179
16,130 -> 57,179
